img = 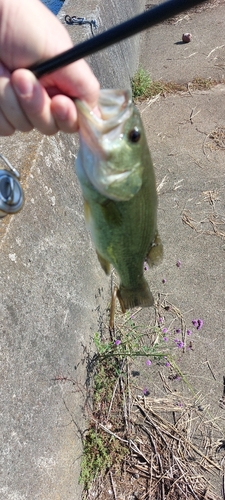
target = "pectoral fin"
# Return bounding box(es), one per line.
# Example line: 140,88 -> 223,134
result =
83,198 -> 91,225
83,198 -> 111,275
100,199 -> 122,226
96,250 -> 111,275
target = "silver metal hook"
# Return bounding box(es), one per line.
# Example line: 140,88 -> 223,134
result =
0,154 -> 24,217
0,153 -> 20,178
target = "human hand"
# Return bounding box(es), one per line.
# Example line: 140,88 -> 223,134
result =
0,0 -> 99,136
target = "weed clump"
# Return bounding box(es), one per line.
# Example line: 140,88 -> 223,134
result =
131,68 -> 186,100
79,320 -> 172,494
131,67 -> 152,98
131,68 -> 223,102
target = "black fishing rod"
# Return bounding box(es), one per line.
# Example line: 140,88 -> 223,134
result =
30,0 -> 207,78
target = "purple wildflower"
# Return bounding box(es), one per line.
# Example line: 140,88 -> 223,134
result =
174,339 -> 184,348
176,260 -> 181,268
192,319 -> 198,327
158,317 -> 163,324
162,278 -> 166,284
163,337 -> 168,342
175,328 -> 181,334
197,319 -> 203,330
143,388 -> 150,396
165,361 -> 170,367
146,359 -> 152,366
187,329 -> 192,336
114,339 -> 121,346
162,328 -> 168,334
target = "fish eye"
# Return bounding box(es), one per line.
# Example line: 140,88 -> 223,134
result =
128,127 -> 141,143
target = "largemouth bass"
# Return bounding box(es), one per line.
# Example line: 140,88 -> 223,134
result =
76,89 -> 163,311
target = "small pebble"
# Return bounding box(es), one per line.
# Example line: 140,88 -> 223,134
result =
182,33 -> 192,43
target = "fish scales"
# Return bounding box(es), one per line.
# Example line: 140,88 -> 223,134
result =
76,89 -> 163,311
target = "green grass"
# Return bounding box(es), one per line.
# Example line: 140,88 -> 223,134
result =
79,429 -> 112,490
131,67 -> 152,99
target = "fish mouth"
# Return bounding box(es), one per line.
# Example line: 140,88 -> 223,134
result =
76,89 -> 133,138
106,171 -> 130,184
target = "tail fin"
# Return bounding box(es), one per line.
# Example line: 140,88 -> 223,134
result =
117,278 -> 154,312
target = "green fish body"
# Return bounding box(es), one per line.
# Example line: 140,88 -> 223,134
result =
76,90 -> 162,310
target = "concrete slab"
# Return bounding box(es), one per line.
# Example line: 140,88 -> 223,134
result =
0,1 -> 145,498
0,129 -> 103,500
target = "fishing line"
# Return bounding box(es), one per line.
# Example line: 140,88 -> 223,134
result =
64,15 -> 98,37
29,0 -> 208,79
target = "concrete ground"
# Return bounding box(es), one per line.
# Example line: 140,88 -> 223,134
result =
132,0 -> 225,495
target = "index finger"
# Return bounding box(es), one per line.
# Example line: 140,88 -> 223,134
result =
40,59 -> 100,110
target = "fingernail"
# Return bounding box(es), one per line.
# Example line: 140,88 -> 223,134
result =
13,79 -> 33,98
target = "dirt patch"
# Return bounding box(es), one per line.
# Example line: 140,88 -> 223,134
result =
81,299 -> 225,500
